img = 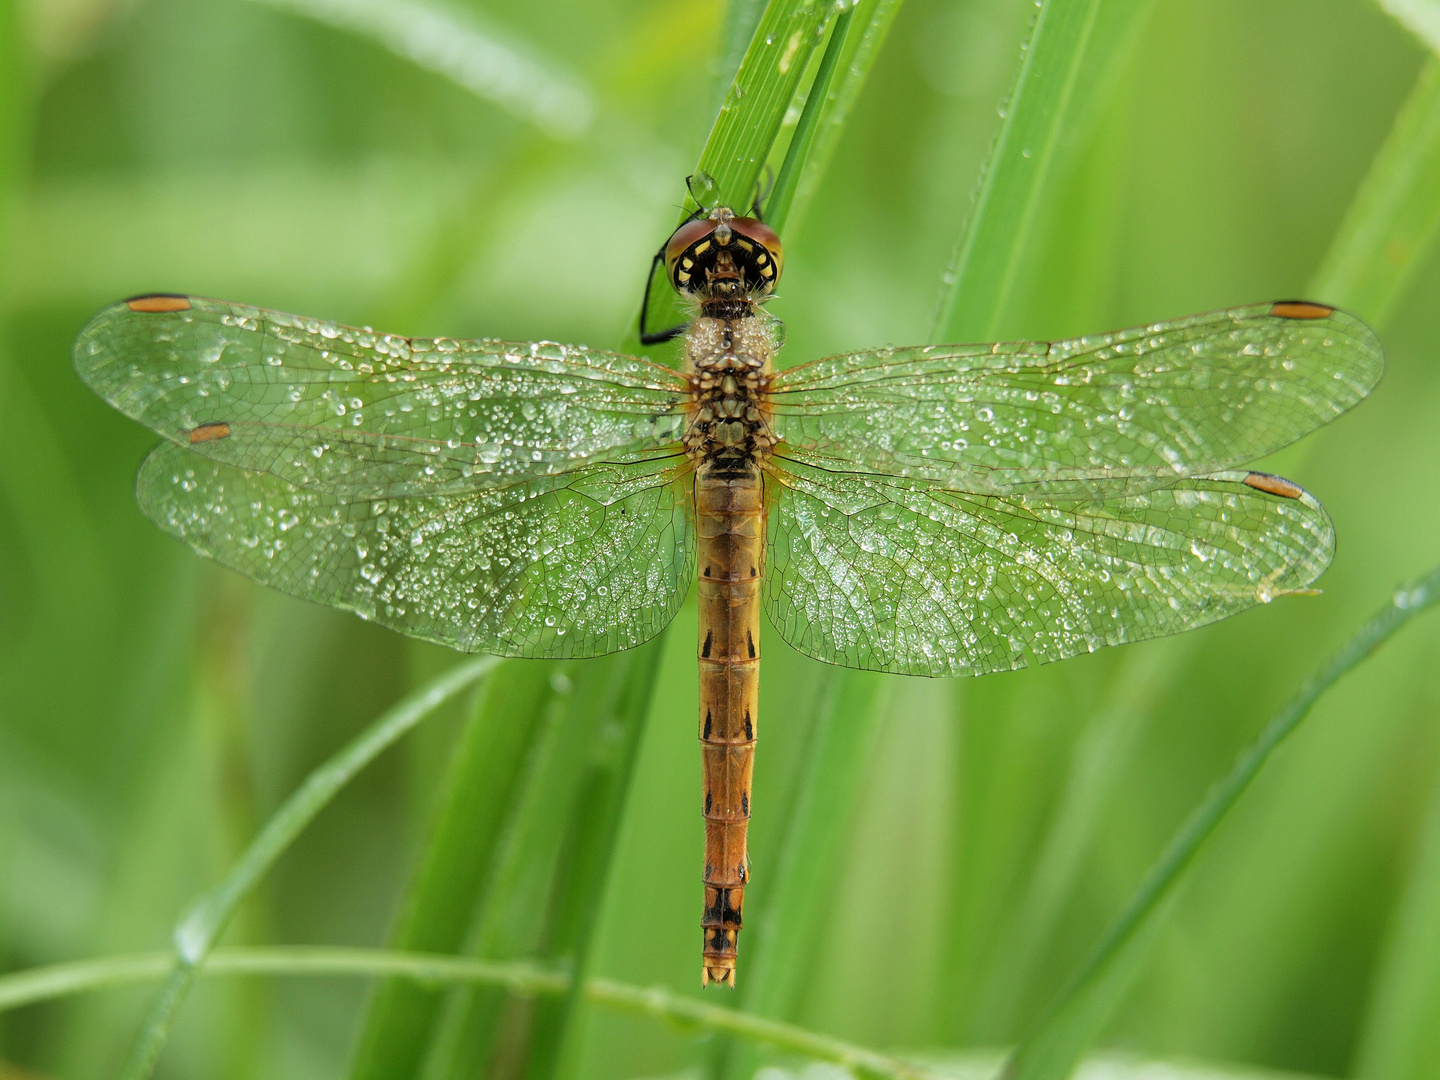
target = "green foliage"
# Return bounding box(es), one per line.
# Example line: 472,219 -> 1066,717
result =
5,2 -> 1440,1080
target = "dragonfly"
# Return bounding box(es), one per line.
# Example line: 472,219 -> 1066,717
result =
75,205 -> 1382,988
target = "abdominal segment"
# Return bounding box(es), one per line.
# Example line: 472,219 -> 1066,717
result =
695,462 -> 764,987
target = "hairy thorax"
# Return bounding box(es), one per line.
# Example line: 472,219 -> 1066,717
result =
682,313 -> 778,467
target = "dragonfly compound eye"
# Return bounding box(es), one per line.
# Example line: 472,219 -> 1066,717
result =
664,207 -> 783,299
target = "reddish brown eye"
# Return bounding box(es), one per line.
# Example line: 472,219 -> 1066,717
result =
728,217 -> 783,286
664,218 -> 719,287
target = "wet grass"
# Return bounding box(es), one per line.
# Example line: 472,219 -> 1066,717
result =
4,1 -> 1440,1079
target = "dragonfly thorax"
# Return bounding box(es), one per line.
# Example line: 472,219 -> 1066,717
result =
682,314 -> 778,466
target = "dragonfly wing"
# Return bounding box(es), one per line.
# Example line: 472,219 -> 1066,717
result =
77,295 -> 690,498
139,441 -> 695,657
769,302 -> 1381,495
763,458 -> 1333,677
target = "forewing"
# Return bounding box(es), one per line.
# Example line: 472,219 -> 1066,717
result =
769,302 -> 1381,494
76,295 -> 690,498
764,459 -> 1333,677
139,441 -> 695,657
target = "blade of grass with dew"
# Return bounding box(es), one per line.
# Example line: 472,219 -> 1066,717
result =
1353,753 -> 1440,1080
1308,55 -> 1440,328
1001,560 -> 1440,1080
712,670 -> 888,1080
347,660 -> 564,1080
630,0 -> 847,352
778,0 -> 906,241
932,0 -> 1153,344
418,661 -> 592,1079
0,947 -> 935,1080
762,5 -> 855,238
421,648 -> 665,1080
113,655 -> 500,1080
516,638 -> 667,1080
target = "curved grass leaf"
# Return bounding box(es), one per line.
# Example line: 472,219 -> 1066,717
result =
0,946 -> 935,1080
1002,560 -> 1440,1080
115,656 -> 500,1079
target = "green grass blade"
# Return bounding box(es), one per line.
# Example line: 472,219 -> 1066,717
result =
1002,561 -> 1440,1080
780,0 -> 905,240
1308,55 -> 1440,328
114,656 -> 500,1080
1,946 -> 935,1080
932,0 -> 1153,344
714,670 -> 889,1080
519,638 -> 666,1080
420,648 -> 659,1077
764,6 -> 855,238
1354,754 -> 1440,1080
347,660 -> 564,1080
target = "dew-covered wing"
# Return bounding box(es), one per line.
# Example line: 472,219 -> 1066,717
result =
138,441 -> 694,657
763,458 -> 1333,677
76,295 -> 690,498
768,302 -> 1380,495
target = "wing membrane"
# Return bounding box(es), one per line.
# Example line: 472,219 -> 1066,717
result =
139,441 -> 695,657
769,303 -> 1381,494
76,296 -> 689,498
764,458 -> 1333,677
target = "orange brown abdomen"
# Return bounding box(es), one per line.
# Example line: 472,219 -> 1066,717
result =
695,461 -> 764,987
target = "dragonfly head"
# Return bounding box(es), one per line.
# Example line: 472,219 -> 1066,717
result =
663,206 -> 782,304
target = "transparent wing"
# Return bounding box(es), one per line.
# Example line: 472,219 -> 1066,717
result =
76,295 -> 690,498
139,441 -> 695,657
769,302 -> 1381,495
763,458 -> 1334,677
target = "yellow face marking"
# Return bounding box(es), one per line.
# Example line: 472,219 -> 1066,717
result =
127,295 -> 192,313
1270,301 -> 1334,320
678,270 -> 691,284
1243,471 -> 1304,499
682,257 -> 694,269
736,238 -> 753,251
761,264 -> 774,278
693,241 -> 711,256
189,422 -> 232,443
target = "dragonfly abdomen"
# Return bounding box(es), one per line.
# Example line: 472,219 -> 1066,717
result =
696,461 -> 764,988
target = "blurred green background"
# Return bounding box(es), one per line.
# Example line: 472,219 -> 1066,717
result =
3,0 -> 1440,1078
